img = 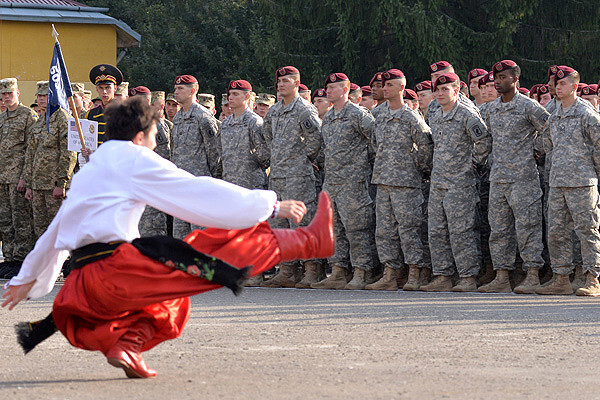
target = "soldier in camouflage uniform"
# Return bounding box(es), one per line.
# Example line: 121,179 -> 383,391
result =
171,75 -> 220,239
23,81 -> 76,239
0,78 -> 36,278
418,73 -> 491,292
198,93 -> 217,117
260,66 -> 323,288
365,69 -> 434,291
164,93 -> 180,122
70,83 -> 87,118
536,66 -> 600,296
310,73 -> 375,290
478,60 -> 549,294
255,93 -> 276,119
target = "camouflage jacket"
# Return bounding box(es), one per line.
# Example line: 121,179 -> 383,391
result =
172,102 -> 220,177
428,100 -> 491,188
0,104 -> 37,184
218,109 -> 268,189
371,102 -> 433,188
426,92 -> 478,125
262,96 -> 322,178
24,108 -> 76,190
544,97 -> 600,187
485,93 -> 549,183
322,101 -> 374,184
155,118 -> 172,160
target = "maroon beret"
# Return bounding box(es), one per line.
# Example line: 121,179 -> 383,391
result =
518,87 -> 530,95
361,85 -> 372,96
324,72 -> 349,87
298,84 -> 309,93
311,88 -> 327,101
582,84 -> 598,96
538,84 -> 549,95
492,60 -> 518,74
479,72 -> 495,86
554,66 -> 577,84
228,79 -> 252,92
529,84 -> 541,96
460,81 -> 467,89
577,83 -> 587,94
433,72 -> 460,92
174,75 -> 197,85
403,88 -> 418,100
129,86 -> 151,96
414,80 -> 432,92
349,83 -> 361,94
467,68 -> 488,85
276,66 -> 300,80
381,69 -> 405,84
428,61 -> 451,75
369,72 -> 383,87
547,65 -> 558,81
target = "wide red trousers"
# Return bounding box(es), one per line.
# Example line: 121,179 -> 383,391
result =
52,221 -> 281,355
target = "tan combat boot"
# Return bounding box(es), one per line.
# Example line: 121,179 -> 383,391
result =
575,272 -> 600,296
477,261 -> 495,285
535,273 -> 573,295
244,273 -> 264,287
417,268 -> 432,286
571,265 -> 586,291
402,264 -> 421,291
513,267 -> 540,294
344,267 -> 367,290
452,276 -> 478,292
260,264 -> 298,288
311,265 -> 348,289
295,261 -> 320,289
477,269 -> 511,293
365,265 -> 399,291
420,275 -> 452,292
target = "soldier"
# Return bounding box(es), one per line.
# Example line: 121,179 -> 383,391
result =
403,89 -> 419,112
312,88 -> 332,119
114,81 -> 129,102
150,91 -> 166,116
298,84 -> 311,101
198,93 -> 217,116
255,93 -> 276,118
23,81 -> 76,239
419,73 -> 491,292
171,74 -> 220,239
348,83 -> 362,104
365,69 -> 433,291
359,86 -> 376,110
0,97 -> 6,112
82,90 -> 93,112
311,73 -> 375,290
164,93 -> 180,122
468,68 -> 488,106
538,84 -> 552,107
460,81 -> 469,97
219,93 -> 233,121
260,66 -> 323,288
518,87 -> 530,96
370,72 -> 385,112
536,66 -> 600,296
70,83 -> 86,118
0,78 -> 36,279
545,66 -> 560,113
580,84 -> 599,112
478,60 -> 549,294
414,80 -> 432,118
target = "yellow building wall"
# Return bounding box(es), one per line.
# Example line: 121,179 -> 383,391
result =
0,20 -> 117,105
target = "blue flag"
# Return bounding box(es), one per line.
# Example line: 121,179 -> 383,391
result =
47,41 -> 72,133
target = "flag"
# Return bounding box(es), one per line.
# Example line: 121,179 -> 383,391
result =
47,40 -> 73,132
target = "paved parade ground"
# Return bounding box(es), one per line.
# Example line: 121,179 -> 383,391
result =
1,284 -> 599,399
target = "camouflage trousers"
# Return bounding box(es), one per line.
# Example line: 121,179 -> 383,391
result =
324,181 -> 374,271
375,185 -> 424,268
488,180 -> 544,271
269,175 -> 318,266
428,185 -> 481,278
548,186 -> 600,277
0,183 -> 34,261
31,189 -> 62,239
139,206 -> 167,237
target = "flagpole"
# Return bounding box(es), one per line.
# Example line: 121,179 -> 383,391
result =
52,24 -> 88,157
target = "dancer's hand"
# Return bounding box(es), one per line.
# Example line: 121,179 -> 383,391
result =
278,200 -> 307,224
2,280 -> 36,311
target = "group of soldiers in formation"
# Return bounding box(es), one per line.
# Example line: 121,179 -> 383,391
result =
1,58 -> 600,298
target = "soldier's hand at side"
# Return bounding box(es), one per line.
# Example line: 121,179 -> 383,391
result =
80,147 -> 93,158
53,187 -> 65,199
278,200 -> 307,224
17,179 -> 26,192
25,188 -> 33,201
2,280 -> 36,311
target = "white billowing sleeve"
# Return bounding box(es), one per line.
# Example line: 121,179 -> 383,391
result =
5,206 -> 70,299
131,150 -> 277,229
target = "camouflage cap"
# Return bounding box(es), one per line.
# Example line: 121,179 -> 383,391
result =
197,93 -> 215,108
151,91 -> 165,104
0,78 -> 18,93
221,93 -> 229,105
35,81 -> 49,96
115,81 -> 129,96
166,93 -> 178,104
83,90 -> 92,101
71,82 -> 85,94
256,93 -> 276,106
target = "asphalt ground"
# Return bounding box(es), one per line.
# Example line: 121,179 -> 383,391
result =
1,284 -> 599,399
